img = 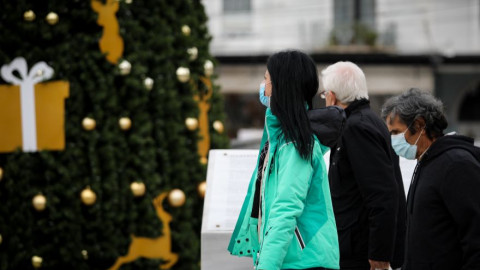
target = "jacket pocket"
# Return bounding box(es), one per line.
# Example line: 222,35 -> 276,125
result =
282,226 -> 304,264
294,226 -> 306,250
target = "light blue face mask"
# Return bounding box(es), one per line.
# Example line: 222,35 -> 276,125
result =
259,82 -> 270,107
391,126 -> 424,160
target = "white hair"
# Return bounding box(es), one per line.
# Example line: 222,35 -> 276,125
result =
321,61 -> 369,104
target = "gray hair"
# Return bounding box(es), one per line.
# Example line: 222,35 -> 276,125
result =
321,61 -> 369,104
381,88 -> 448,139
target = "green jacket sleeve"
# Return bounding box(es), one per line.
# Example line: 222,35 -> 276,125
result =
257,143 -> 313,270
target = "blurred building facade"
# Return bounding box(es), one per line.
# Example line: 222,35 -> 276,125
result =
202,0 -> 480,145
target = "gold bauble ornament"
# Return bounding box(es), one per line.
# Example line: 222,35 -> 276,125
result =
200,157 -> 208,165
187,47 -> 198,61
32,256 -> 43,268
176,67 -> 190,83
32,194 -> 47,211
81,250 -> 88,260
185,117 -> 198,131
130,181 -> 146,197
81,187 -> 97,206
118,60 -> 132,75
82,117 -> 96,131
0,167 -> 3,181
213,120 -> 224,133
181,25 -> 191,36
197,181 -> 207,198
125,0 -> 133,3
119,117 -> 132,131
144,77 -> 154,91
204,60 -> 214,77
24,10 -> 36,21
46,12 -> 59,25
168,189 -> 186,207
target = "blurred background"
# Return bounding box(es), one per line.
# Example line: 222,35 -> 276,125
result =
202,0 -> 480,148
0,1 -> 478,269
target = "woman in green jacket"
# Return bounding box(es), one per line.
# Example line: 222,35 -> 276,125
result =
228,50 -> 340,270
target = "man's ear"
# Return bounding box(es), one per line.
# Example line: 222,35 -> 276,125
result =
413,117 -> 426,131
331,92 -> 338,105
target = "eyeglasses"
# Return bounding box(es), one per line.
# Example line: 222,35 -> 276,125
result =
319,91 -> 327,99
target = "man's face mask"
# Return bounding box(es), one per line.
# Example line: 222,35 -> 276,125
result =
391,123 -> 424,160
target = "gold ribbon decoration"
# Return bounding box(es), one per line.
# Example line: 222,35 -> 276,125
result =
190,76 -> 213,162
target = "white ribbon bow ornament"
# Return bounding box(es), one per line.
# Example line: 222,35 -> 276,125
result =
1,57 -> 54,152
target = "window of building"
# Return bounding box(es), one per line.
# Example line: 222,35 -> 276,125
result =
459,81 -> 480,121
332,0 -> 377,46
223,0 -> 251,14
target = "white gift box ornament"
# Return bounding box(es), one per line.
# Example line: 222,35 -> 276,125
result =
0,57 -> 69,153
1,57 -> 54,152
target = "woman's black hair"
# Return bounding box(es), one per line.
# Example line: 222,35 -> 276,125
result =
267,50 -> 318,160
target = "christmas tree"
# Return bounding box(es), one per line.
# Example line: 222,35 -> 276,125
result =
0,0 -> 228,269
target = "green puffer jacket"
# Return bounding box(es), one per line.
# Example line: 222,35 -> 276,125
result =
228,108 -> 340,270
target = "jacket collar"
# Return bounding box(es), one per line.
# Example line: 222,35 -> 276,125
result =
345,99 -> 370,117
265,108 -> 283,143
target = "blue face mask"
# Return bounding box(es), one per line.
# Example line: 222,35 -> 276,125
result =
259,83 -> 270,107
391,127 -> 424,160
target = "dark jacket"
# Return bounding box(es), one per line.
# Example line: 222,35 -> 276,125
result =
328,99 -> 406,269
404,135 -> 480,270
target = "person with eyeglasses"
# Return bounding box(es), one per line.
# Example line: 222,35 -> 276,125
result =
321,62 -> 406,270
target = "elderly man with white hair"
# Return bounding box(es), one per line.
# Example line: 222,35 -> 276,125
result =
321,62 -> 406,270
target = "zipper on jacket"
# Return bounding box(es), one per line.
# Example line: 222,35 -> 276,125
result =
407,161 -> 421,214
255,113 -> 270,270
294,226 -> 306,250
259,113 -> 271,243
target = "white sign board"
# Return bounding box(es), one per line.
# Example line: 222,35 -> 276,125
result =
201,149 -> 258,269
202,149 -> 258,232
